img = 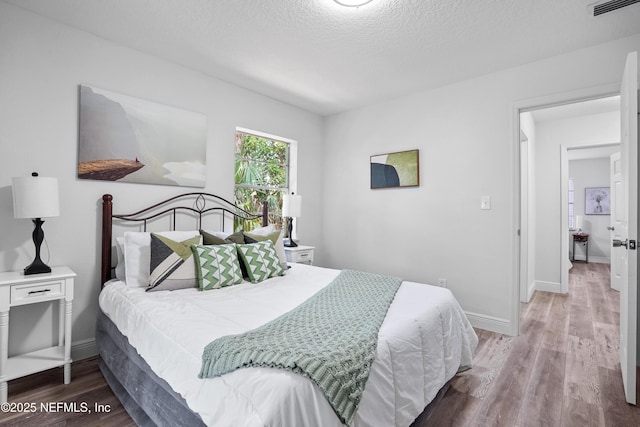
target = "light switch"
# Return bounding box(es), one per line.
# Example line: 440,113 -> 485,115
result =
481,196 -> 491,210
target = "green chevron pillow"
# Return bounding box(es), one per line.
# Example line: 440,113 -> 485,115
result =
191,244 -> 243,290
236,240 -> 285,283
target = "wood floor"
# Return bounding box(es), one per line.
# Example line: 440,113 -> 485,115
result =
3,262 -> 639,426
415,262 -> 640,427
1,355 -> 133,426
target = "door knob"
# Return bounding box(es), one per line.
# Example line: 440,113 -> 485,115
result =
607,226 -> 615,231
613,239 -> 628,248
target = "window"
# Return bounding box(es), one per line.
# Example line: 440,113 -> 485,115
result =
234,128 -> 296,230
568,177 -> 575,230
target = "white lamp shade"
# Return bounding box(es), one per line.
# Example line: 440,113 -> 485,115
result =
575,215 -> 583,230
12,175 -> 60,219
282,194 -> 302,218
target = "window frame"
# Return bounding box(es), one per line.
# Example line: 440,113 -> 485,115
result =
234,127 -> 298,228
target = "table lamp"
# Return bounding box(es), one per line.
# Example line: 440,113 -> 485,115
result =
12,172 -> 60,275
282,193 -> 302,247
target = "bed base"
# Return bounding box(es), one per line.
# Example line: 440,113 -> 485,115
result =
97,307 -> 449,427
96,311 -> 205,426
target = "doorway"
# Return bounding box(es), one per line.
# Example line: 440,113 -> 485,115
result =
518,95 -> 621,304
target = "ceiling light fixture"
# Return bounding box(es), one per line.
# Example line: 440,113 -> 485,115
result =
334,0 -> 374,7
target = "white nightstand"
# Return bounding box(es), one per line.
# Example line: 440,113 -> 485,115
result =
0,266 -> 75,403
284,245 -> 315,265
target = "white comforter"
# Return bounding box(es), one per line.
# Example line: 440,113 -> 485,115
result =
99,263 -> 477,426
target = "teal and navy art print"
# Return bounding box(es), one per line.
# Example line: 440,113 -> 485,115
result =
370,149 -> 419,189
78,85 -> 207,188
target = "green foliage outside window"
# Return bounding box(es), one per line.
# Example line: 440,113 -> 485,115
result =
234,131 -> 288,231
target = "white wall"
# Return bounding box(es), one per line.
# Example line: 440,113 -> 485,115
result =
323,34 -> 640,335
535,111 -> 620,287
0,3 -> 325,357
569,157 -> 614,263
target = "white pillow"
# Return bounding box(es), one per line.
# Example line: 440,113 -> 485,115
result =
114,237 -> 125,281
272,230 -> 287,267
123,230 -> 200,288
247,224 -> 275,236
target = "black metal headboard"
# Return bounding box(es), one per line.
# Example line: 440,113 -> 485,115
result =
101,192 -> 268,286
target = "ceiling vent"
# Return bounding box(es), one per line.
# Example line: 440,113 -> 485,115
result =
591,0 -> 640,16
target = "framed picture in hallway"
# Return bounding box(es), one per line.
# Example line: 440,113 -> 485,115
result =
585,187 -> 610,215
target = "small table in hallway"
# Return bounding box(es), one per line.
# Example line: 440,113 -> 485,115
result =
572,233 -> 589,263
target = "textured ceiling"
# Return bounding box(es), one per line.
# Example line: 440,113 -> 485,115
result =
4,0 -> 640,115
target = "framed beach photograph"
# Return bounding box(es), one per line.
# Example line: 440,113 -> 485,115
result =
585,187 -> 610,215
370,149 -> 419,189
78,85 -> 207,187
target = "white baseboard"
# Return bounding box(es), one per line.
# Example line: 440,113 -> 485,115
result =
465,311 -> 512,336
571,257 -> 610,264
527,281 -> 536,302
586,257 -> 610,264
535,280 -> 563,293
71,338 -> 98,361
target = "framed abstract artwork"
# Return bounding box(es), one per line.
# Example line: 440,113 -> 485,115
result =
78,85 -> 207,187
585,187 -> 610,215
370,149 -> 419,189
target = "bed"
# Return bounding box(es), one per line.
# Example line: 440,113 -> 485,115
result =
97,192 -> 478,426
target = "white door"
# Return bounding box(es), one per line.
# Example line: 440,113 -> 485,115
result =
616,51 -> 638,405
610,151 -> 622,292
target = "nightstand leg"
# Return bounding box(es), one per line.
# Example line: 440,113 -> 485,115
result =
58,299 -> 64,346
0,311 -> 8,403
63,301 -> 72,384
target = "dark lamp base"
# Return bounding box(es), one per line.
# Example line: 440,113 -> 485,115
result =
284,239 -> 298,248
24,217 -> 52,275
24,260 -> 52,275
284,216 -> 298,247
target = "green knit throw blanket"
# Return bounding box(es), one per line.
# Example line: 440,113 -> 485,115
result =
199,270 -> 402,425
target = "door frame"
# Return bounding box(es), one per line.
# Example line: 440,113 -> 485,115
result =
512,82 -> 621,336
519,130 -> 531,303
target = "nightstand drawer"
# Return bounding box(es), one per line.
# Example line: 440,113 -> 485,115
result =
11,280 -> 64,305
293,251 -> 313,262
284,245 -> 315,266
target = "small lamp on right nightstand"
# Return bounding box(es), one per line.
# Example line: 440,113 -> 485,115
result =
282,193 -> 302,247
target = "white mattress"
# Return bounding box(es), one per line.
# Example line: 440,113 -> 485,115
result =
99,263 -> 478,426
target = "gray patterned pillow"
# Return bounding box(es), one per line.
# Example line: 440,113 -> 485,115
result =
191,244 -> 243,290
236,240 -> 285,283
148,234 -> 202,292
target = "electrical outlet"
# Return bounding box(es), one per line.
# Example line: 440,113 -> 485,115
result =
437,278 -> 447,288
